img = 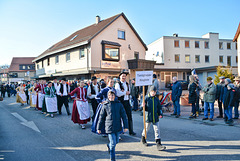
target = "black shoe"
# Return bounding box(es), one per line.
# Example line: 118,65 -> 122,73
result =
141,136 -> 148,146
175,115 -> 180,118
68,113 -> 71,116
171,113 -> 177,116
202,117 -> 208,120
216,115 -> 223,118
156,139 -> 166,151
189,115 -> 196,119
233,117 -> 239,119
210,118 -> 214,121
130,132 -> 136,136
107,144 -> 110,154
59,112 -> 62,115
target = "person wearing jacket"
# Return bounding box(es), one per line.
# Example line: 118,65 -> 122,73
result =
130,78 -> 139,111
221,78 -> 231,121
194,75 -> 202,117
97,90 -> 128,161
141,86 -> 166,151
189,75 -> 198,119
224,83 -> 236,126
233,76 -> 240,119
152,74 -> 160,97
171,77 -> 182,118
216,76 -> 225,118
202,77 -> 216,121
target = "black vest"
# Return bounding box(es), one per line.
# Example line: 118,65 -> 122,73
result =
90,83 -> 100,95
60,83 -> 68,94
118,81 -> 129,102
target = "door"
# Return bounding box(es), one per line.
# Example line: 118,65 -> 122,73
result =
165,75 -> 171,88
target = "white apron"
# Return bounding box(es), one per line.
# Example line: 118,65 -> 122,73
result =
32,94 -> 37,105
76,101 -> 90,120
45,96 -> 58,113
19,93 -> 26,102
38,93 -> 44,107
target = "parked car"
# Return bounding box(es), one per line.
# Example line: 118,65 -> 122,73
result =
167,80 -> 189,90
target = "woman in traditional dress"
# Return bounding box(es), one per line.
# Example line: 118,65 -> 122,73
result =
92,78 -> 117,135
34,80 -> 46,112
70,81 -> 91,129
16,83 -> 26,106
42,82 -> 57,118
29,83 -> 37,108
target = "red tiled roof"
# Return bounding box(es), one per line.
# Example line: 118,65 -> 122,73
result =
33,13 -> 147,62
233,22 -> 240,42
9,57 -> 36,72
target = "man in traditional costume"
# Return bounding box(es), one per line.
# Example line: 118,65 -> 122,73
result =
58,78 -> 71,115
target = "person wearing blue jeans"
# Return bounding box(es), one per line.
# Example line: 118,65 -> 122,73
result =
97,90 -> 128,161
224,83 -> 236,126
171,77 -> 182,118
202,77 -> 216,121
233,76 -> 240,119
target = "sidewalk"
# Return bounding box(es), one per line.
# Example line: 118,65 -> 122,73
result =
163,104 -> 240,127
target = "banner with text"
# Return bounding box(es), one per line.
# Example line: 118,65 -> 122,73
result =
135,71 -> 153,86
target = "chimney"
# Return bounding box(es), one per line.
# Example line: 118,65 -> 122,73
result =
96,15 -> 100,24
173,33 -> 178,37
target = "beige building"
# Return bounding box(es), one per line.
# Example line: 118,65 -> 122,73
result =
233,22 -> 240,76
146,33 -> 238,88
8,57 -> 36,83
33,13 -> 148,81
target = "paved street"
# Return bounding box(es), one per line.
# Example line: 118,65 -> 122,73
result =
1,96 -> 240,161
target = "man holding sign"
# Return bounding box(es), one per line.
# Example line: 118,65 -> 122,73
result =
115,72 -> 136,136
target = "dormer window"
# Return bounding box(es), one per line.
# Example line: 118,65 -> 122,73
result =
70,35 -> 78,41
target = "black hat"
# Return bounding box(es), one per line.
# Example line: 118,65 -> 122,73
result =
119,72 -> 128,77
132,78 -> 135,81
91,76 -> 97,81
61,78 -> 66,81
47,81 -> 52,85
53,77 -> 57,80
153,74 -> 157,78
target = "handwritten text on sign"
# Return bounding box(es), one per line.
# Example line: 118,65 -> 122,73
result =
135,71 -> 153,86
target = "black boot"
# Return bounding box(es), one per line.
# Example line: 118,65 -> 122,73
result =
156,139 -> 166,151
141,136 -> 148,146
129,120 -> 136,136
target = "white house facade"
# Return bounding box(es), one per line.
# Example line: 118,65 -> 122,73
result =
146,32 -> 238,88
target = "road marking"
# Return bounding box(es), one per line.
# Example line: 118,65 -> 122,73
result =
11,113 -> 41,133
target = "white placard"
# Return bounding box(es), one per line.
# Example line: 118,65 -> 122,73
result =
135,71 -> 153,86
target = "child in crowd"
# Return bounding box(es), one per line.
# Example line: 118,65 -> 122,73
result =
141,86 -> 166,151
97,90 -> 128,161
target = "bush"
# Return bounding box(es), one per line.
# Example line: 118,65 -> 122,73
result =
214,66 -> 234,85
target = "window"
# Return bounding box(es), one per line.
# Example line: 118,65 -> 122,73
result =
175,54 -> 180,62
42,60 -> 44,68
103,45 -> 120,61
134,52 -> 139,59
22,66 -> 26,69
236,56 -> 238,63
47,58 -> 50,66
195,41 -> 200,48
79,48 -> 85,58
37,64 -> 39,70
160,72 -> 164,82
55,56 -> 59,64
236,43 -> 238,50
204,41 -> 209,49
227,43 -> 231,49
205,55 -> 210,63
185,55 -> 190,63
172,72 -> 177,78
183,72 -> 186,80
219,42 -> 223,49
174,40 -> 179,47
118,30 -> 125,40
66,53 -> 71,62
227,56 -> 231,66
70,35 -> 78,41
219,56 -> 224,63
185,41 -> 190,48
156,51 -> 159,56
195,55 -> 200,63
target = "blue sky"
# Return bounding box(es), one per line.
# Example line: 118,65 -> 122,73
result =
0,0 -> 239,65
